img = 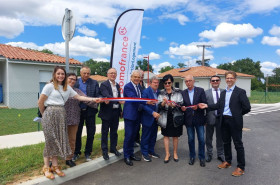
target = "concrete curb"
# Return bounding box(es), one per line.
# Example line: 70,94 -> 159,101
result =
20,133 -> 163,185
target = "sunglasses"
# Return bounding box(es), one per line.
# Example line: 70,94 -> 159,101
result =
164,82 -> 172,85
211,79 -> 220,82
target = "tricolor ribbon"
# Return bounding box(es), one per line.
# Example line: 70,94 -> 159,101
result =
100,97 -> 196,109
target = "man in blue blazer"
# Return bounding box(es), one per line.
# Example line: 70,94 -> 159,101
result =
98,68 -> 122,160
141,76 -> 160,162
123,70 -> 143,166
181,75 -> 207,167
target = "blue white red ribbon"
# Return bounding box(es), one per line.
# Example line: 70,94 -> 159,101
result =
100,97 -> 196,109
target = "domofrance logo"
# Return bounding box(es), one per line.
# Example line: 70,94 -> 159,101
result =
118,27 -> 127,35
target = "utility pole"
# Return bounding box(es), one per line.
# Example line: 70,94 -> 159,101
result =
197,45 -> 212,66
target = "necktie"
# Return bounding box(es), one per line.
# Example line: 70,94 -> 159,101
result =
136,85 -> 141,98
215,89 -> 220,116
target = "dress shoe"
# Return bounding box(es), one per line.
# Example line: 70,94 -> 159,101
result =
130,155 -> 141,161
124,158 -> 133,166
189,158 -> 195,165
200,159 -> 206,167
218,161 -> 231,169
103,152 -> 109,160
232,167 -> 245,177
66,160 -> 76,167
164,155 -> 171,163
72,154 -> 79,162
173,157 -> 179,162
85,154 -> 92,162
149,152 -> 160,159
217,156 -> 225,162
142,155 -> 152,162
206,155 -> 212,162
110,150 -> 122,157
133,142 -> 140,147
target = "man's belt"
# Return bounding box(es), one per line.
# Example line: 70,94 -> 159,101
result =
223,115 -> 233,119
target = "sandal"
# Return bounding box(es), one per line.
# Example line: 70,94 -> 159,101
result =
51,165 -> 65,177
42,166 -> 55,180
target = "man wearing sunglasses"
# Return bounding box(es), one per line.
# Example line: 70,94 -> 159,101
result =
205,75 -> 225,164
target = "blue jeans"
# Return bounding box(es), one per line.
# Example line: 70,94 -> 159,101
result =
186,124 -> 205,160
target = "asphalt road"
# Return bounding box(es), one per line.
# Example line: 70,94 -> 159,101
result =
62,109 -> 280,185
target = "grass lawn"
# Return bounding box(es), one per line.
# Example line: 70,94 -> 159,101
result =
0,108 -> 123,136
0,130 -> 125,185
249,91 -> 280,104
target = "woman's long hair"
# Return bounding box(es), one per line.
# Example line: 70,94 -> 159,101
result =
51,66 -> 68,91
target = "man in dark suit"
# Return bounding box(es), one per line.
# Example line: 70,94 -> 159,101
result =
134,70 -> 146,147
123,70 -> 143,166
141,76 -> 160,162
73,66 -> 100,162
205,75 -> 225,163
98,68 -> 122,160
199,71 -> 251,177
181,75 -> 207,167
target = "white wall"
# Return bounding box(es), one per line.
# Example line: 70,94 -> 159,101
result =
7,62 -> 78,108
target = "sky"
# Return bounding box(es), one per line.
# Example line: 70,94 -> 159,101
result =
1,0 -> 280,75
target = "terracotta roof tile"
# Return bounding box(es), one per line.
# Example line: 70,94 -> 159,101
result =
0,43 -> 81,65
90,75 -> 108,81
157,66 -> 254,78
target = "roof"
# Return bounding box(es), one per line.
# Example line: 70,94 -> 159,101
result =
90,75 -> 108,81
157,66 -> 254,78
0,44 -> 81,65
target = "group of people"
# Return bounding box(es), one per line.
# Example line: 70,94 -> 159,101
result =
38,66 -> 251,180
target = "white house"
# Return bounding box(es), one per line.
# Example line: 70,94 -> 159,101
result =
0,44 -> 82,108
157,66 -> 254,96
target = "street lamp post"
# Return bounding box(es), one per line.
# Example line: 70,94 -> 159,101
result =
143,55 -> 150,86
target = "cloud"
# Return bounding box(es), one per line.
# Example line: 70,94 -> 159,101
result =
149,52 -> 160,60
260,61 -> 280,76
152,61 -> 173,74
77,26 -> 97,37
138,52 -> 160,60
262,36 -> 280,46
159,13 -> 189,25
158,37 -> 166,42
276,49 -> 280,56
93,58 -> 109,62
210,63 -> 218,68
269,25 -> 280,37
6,35 -> 111,59
142,35 -> 149,39
167,43 -> 213,58
0,17 -> 24,38
199,22 -> 263,47
242,0 -> 280,13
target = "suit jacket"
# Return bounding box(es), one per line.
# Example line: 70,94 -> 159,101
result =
205,88 -> 224,125
141,86 -> 159,127
98,80 -> 122,121
182,86 -> 207,126
123,82 -> 142,121
208,86 -> 251,130
74,78 -> 100,116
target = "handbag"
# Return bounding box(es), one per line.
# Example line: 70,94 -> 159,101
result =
157,110 -> 167,128
173,108 -> 184,127
37,107 -> 46,118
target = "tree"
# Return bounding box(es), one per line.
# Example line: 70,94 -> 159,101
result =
217,58 -> 264,90
40,49 -> 54,54
81,59 -> 110,76
159,66 -> 174,73
196,59 -> 210,66
177,62 -> 186,68
267,67 -> 280,90
136,59 -> 153,72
